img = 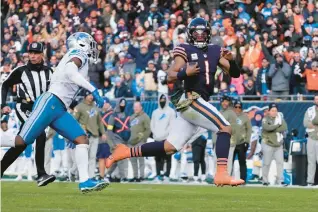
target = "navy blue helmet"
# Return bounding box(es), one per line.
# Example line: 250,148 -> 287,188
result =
187,18 -> 211,49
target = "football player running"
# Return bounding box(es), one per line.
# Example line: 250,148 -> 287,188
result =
105,18 -> 245,186
1,32 -> 109,193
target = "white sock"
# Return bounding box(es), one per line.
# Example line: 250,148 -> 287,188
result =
194,176 -> 199,181
75,144 -> 89,182
1,136 -> 16,147
201,174 -> 206,181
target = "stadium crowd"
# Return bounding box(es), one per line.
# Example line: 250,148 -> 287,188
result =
2,0 -> 318,101
2,0 -> 318,186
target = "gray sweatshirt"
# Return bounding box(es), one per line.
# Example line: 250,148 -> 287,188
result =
268,62 -> 291,92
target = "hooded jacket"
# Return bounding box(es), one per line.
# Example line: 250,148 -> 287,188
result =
150,94 -> 176,141
106,98 -> 131,142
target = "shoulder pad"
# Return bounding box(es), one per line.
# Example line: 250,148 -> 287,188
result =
68,49 -> 88,68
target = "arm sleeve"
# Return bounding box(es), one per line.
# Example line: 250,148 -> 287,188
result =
303,110 -> 312,128
173,45 -> 188,63
261,42 -> 275,64
150,111 -> 156,134
276,119 -> 288,132
142,115 -> 151,141
97,112 -> 106,135
268,64 -> 277,78
128,45 -> 138,57
110,15 -> 118,34
65,62 -> 95,92
1,67 -> 23,108
107,114 -> 115,132
262,118 -> 280,132
106,114 -> 116,140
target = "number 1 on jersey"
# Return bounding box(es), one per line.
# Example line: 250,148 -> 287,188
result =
205,60 -> 209,85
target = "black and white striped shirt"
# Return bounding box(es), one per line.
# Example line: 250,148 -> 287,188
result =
1,63 -> 53,107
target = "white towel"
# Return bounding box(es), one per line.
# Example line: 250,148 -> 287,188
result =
274,113 -> 284,144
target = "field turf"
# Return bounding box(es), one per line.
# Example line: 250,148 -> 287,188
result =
2,181 -> 318,212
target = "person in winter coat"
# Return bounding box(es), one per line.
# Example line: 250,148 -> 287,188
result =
262,103 -> 288,186
128,43 -> 153,71
105,98 -> 131,182
114,77 -> 128,98
256,58 -> 271,96
268,53 -> 292,99
150,94 -> 176,179
128,101 -> 151,182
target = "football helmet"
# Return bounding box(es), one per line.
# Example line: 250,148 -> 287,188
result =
187,18 -> 211,49
66,32 -> 99,63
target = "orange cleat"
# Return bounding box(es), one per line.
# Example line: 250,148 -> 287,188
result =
214,172 -> 245,187
105,144 -> 131,169
214,159 -> 245,186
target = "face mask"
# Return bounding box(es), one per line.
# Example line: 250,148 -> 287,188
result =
160,101 -> 166,108
120,105 -> 125,112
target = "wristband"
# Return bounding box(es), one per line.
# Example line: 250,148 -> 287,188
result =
177,68 -> 187,81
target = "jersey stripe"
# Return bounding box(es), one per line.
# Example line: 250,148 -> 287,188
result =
18,82 -> 30,100
21,72 -> 35,101
40,71 -> 47,93
173,50 -> 188,62
31,71 -> 41,99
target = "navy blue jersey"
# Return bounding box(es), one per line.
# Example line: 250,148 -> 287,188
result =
173,44 -> 221,101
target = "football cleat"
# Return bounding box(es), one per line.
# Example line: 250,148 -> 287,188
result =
105,144 -> 131,169
79,179 -> 109,194
214,161 -> 245,186
37,174 -> 56,187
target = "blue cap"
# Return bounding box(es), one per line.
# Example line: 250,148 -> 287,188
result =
229,84 -> 236,89
304,35 -> 312,41
266,0 -> 273,4
238,4 -> 245,9
216,9 -> 223,15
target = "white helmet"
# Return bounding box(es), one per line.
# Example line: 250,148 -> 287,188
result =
66,32 -> 99,63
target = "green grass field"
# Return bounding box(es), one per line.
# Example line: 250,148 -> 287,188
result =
2,182 -> 318,212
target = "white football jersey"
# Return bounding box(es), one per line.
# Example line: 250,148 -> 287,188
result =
48,49 -> 89,107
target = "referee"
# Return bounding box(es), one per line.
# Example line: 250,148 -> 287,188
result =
1,42 -> 56,186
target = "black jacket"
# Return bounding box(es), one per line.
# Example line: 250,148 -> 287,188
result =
114,84 -> 128,98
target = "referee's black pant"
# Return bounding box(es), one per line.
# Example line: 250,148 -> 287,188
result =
1,103 -> 47,177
